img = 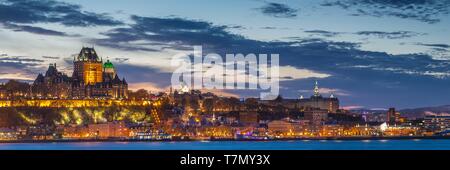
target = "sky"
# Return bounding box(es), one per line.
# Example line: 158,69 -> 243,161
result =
0,0 -> 450,109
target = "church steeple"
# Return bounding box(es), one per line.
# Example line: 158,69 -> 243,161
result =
313,80 -> 320,97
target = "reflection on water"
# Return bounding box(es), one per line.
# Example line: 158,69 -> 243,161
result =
1,139 -> 450,150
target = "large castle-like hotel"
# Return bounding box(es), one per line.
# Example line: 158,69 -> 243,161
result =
32,47 -> 128,99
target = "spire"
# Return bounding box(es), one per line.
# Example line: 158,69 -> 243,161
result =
112,74 -> 121,84
35,73 -> 45,83
313,80 -> 320,97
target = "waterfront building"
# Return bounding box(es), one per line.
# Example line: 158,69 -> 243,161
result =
345,125 -> 378,136
59,121 -> 131,139
423,115 -> 450,133
87,121 -> 130,139
131,131 -> 172,140
0,128 -> 18,141
267,120 -> 304,135
58,125 -> 90,139
304,108 -> 328,126
319,125 -> 345,137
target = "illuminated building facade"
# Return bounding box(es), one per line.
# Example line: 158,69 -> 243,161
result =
423,115 -> 450,133
0,85 -> 7,99
71,47 -> 128,99
304,109 -> 328,126
387,107 -> 401,125
31,47 -> 128,99
298,81 -> 339,113
73,47 -> 103,85
32,64 -> 71,99
239,111 -> 259,126
0,80 -> 31,99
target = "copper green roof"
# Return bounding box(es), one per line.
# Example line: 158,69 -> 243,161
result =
104,60 -> 114,68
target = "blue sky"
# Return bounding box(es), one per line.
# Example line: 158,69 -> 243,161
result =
1,0 -> 450,109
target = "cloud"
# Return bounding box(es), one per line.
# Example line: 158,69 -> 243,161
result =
93,15 -> 246,52
303,29 -> 424,39
0,0 -> 122,26
200,89 -> 240,98
355,31 -> 425,39
304,30 -> 343,37
0,0 -> 122,36
0,0 -> 448,108
93,15 -> 450,81
415,43 -> 450,49
256,2 -> 298,18
89,15 -> 450,108
318,88 -> 350,96
1,23 -> 71,36
128,82 -> 165,92
114,57 -> 130,63
298,87 -> 350,96
321,0 -> 450,24
260,26 -> 277,29
414,43 -> 450,60
341,105 -> 365,110
279,65 -> 331,80
0,55 -> 44,81
0,72 -> 34,81
0,55 -> 44,64
42,56 -> 60,59
114,63 -> 173,89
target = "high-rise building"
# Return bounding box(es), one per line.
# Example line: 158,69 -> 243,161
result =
387,107 -> 397,124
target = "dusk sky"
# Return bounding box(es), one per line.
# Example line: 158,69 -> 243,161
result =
1,0 -> 450,109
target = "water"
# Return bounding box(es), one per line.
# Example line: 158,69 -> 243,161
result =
1,139 -> 450,150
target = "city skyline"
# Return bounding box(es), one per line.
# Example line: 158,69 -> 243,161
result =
1,0 -> 450,109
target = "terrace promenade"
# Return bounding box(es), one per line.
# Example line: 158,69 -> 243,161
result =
0,99 -> 151,108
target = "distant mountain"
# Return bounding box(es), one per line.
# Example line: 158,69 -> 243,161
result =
347,108 -> 387,114
348,105 -> 450,119
400,105 -> 450,119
